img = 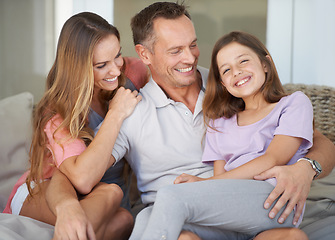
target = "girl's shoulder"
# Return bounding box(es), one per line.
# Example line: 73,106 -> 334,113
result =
285,90 -> 309,100
280,91 -> 311,106
208,115 -> 235,130
275,91 -> 313,118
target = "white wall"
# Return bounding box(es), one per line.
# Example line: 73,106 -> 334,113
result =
55,0 -> 114,48
0,0 -> 54,101
2,0 -> 333,102
0,0 -> 114,102
266,0 -> 335,87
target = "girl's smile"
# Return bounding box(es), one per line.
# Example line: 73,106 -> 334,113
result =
217,42 -> 268,101
235,75 -> 251,87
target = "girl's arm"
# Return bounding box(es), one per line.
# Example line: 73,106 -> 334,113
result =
59,88 -> 141,194
174,156 -> 226,184
175,134 -> 302,186
175,134 -> 303,184
210,135 -> 303,180
214,160 -> 226,176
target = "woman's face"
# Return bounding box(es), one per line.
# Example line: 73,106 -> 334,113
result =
93,34 -> 123,92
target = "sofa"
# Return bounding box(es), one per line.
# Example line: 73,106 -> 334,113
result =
0,92 -> 54,239
0,83 -> 334,239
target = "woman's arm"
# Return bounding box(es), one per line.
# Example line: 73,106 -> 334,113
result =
46,169 -> 96,240
59,88 -> 141,194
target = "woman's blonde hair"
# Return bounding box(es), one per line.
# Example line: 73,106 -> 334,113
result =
26,12 -> 123,195
203,31 -> 286,128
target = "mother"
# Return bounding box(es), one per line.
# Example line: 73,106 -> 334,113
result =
3,12 -> 142,239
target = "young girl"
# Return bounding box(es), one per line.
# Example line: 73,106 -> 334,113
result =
3,12 -> 142,239
140,31 -> 313,240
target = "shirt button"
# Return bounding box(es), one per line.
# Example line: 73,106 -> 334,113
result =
185,111 -> 189,115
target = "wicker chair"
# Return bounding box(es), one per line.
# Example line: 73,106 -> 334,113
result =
283,83 -> 335,144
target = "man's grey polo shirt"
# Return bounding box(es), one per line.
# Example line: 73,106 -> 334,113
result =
111,67 -> 213,205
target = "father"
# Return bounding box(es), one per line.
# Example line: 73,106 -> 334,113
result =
48,2 -> 335,240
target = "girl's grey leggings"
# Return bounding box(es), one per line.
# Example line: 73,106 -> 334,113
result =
130,179 -> 296,240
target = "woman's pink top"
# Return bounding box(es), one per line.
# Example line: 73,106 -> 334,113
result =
3,115 -> 86,213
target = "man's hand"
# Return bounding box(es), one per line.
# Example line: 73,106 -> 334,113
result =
53,199 -> 96,240
254,161 -> 314,225
174,173 -> 204,184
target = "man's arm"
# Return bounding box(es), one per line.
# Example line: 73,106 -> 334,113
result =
304,129 -> 335,178
254,129 -> 335,225
46,169 -> 96,240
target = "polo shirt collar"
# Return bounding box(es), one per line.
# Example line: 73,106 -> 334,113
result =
143,77 -> 171,108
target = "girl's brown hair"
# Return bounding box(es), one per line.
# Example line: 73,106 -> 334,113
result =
26,12 -> 123,195
203,31 -> 286,128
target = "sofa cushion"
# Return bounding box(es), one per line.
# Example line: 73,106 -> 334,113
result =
0,213 -> 54,239
0,92 -> 33,212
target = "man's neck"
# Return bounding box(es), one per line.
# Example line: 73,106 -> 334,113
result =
157,72 -> 202,113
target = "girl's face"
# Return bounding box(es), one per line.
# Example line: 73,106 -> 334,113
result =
93,34 -> 123,92
216,42 -> 268,100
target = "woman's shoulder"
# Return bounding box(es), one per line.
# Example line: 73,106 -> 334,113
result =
45,114 -> 62,128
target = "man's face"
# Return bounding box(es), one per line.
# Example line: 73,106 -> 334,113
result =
146,15 -> 200,88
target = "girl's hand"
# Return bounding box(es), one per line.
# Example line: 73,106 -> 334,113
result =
174,173 -> 204,184
108,87 -> 142,120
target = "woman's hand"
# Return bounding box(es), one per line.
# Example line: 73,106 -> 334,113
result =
174,173 -> 205,184
107,87 -> 142,121
254,161 -> 314,225
53,199 -> 96,240
47,170 -> 96,240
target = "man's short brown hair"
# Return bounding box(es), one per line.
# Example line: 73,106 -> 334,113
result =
131,1 -> 191,52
